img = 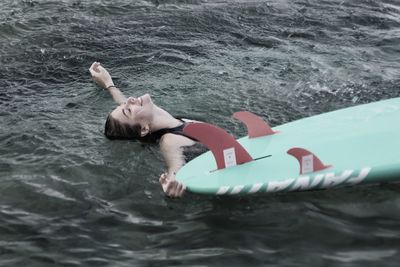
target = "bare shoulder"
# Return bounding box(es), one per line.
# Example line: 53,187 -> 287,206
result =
160,133 -> 196,148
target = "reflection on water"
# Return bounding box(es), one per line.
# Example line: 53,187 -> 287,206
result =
1,0 -> 400,266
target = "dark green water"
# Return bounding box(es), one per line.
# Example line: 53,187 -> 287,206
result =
1,0 -> 400,266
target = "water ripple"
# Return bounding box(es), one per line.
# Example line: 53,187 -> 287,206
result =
323,249 -> 397,263
1,0 -> 400,266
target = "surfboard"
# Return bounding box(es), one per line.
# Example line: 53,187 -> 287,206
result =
175,97 -> 400,195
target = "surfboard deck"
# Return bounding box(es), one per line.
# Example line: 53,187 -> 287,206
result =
176,97 -> 400,195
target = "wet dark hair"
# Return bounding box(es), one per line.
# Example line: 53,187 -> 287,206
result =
104,113 -> 142,140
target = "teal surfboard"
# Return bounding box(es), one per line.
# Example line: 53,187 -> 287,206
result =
176,97 -> 400,195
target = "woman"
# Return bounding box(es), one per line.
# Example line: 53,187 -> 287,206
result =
89,62 -> 195,198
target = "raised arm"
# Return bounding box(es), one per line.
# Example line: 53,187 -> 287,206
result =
89,62 -> 127,104
159,134 -> 195,198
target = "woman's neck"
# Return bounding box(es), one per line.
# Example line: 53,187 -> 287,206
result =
149,106 -> 183,132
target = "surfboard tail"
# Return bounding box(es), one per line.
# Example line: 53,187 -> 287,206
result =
233,111 -> 278,138
183,123 -> 253,170
287,147 -> 332,174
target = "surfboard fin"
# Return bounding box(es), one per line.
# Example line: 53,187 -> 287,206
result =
232,111 -> 278,138
183,123 -> 253,170
287,147 -> 331,174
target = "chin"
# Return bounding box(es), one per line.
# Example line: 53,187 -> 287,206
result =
142,94 -> 152,105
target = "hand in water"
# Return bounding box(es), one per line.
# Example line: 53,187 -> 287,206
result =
89,62 -> 114,89
159,172 -> 186,198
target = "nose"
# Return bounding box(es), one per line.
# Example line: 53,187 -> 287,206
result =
126,97 -> 138,105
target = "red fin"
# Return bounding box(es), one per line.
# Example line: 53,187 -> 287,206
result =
183,123 -> 253,170
233,111 -> 278,138
287,147 -> 331,174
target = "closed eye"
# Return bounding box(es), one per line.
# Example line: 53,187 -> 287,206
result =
122,108 -> 128,118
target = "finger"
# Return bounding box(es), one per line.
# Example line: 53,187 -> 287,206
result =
95,64 -> 100,72
90,62 -> 98,70
92,62 -> 101,72
176,182 -> 182,192
160,175 -> 170,193
170,181 -> 180,197
166,184 -> 175,198
89,68 -> 96,76
178,184 -> 186,197
173,182 -> 182,198
159,173 -> 167,183
171,183 -> 179,198
98,65 -> 107,73
166,180 -> 175,194
89,62 -> 96,70
175,183 -> 183,197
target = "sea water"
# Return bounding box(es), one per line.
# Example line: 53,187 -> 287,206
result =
1,0 -> 400,266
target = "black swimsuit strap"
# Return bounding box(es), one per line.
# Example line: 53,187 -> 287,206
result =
144,119 -> 196,142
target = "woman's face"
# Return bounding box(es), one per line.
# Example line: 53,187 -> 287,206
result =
110,94 -> 154,126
